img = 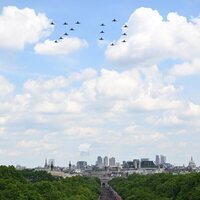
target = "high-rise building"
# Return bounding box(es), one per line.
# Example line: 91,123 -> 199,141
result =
133,159 -> 140,169
160,155 -> 166,164
155,155 -> 160,166
104,156 -> 108,167
97,156 -> 103,166
109,157 -> 115,167
44,158 -> 48,168
77,161 -> 87,170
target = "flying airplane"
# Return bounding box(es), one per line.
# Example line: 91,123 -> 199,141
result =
64,33 -> 68,36
100,31 -> 104,34
63,22 -> 68,25
75,21 -> 80,24
99,37 -> 104,40
124,24 -> 128,28
110,43 -> 115,46
122,40 -> 126,43
112,19 -> 117,22
59,37 -> 63,40
70,28 -> 75,31
122,33 -> 127,36
100,23 -> 105,26
50,22 -> 55,25
54,40 -> 58,43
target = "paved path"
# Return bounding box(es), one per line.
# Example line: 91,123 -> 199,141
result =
99,185 -> 122,200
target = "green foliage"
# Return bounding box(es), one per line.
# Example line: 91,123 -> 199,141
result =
109,173 -> 200,200
0,166 -> 100,200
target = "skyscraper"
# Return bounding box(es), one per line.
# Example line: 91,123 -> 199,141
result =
109,157 -> 116,167
104,156 -> 108,167
77,161 -> 87,170
155,155 -> 160,166
160,155 -> 166,164
97,156 -> 103,167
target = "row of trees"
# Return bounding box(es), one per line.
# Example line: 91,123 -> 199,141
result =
109,173 -> 200,200
0,166 -> 101,200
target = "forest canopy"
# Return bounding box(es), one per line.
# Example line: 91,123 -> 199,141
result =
109,173 -> 200,200
0,166 -> 100,200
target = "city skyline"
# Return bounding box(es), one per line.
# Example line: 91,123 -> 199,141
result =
0,0 -> 200,167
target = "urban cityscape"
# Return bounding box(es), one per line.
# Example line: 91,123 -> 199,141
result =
15,155 -> 199,180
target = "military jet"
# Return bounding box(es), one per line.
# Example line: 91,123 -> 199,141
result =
100,23 -> 105,26
70,28 -> 75,31
64,33 -> 68,36
122,40 -> 126,43
122,33 -> 127,36
99,37 -> 104,40
50,22 -> 55,25
63,22 -> 68,25
75,21 -> 80,24
54,40 -> 58,43
100,31 -> 104,34
110,43 -> 115,46
124,24 -> 128,28
59,37 -> 63,40
112,19 -> 117,22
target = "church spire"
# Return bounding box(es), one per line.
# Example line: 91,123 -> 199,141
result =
44,158 -> 48,168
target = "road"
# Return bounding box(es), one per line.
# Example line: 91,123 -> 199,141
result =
100,184 -> 122,200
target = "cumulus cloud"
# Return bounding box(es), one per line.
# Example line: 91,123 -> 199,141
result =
106,7 -> 200,67
34,37 -> 88,55
0,6 -> 52,49
170,59 -> 200,76
0,66 -> 199,165
0,75 -> 14,99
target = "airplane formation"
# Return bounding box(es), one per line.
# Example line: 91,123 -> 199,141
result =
50,19 -> 128,46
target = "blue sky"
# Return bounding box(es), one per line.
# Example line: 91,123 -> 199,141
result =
0,0 -> 200,167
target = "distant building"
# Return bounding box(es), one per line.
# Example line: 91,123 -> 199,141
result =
48,159 -> 55,171
44,158 -> 48,168
155,155 -> 160,166
69,161 -> 72,172
188,157 -> 196,170
77,161 -> 87,170
104,156 -> 108,167
141,160 -> 157,169
109,157 -> 116,167
96,156 -> 103,167
133,159 -> 140,169
141,158 -> 149,162
160,155 -> 166,164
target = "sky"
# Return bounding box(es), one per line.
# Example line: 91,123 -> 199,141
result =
0,0 -> 200,168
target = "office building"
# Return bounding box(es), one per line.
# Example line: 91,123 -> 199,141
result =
104,156 -> 108,167
77,161 -> 87,170
109,157 -> 116,167
160,155 -> 166,164
155,155 -> 160,166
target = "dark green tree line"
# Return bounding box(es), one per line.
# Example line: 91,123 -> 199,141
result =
0,166 -> 100,200
109,173 -> 200,200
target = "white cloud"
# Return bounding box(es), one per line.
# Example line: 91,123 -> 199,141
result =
106,7 -> 200,67
64,127 -> 100,139
170,59 -> 200,76
0,75 -> 14,99
34,37 -> 88,55
0,6 -> 52,49
0,66 -> 199,166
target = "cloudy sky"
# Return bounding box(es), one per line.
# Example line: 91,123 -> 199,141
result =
0,0 -> 200,167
